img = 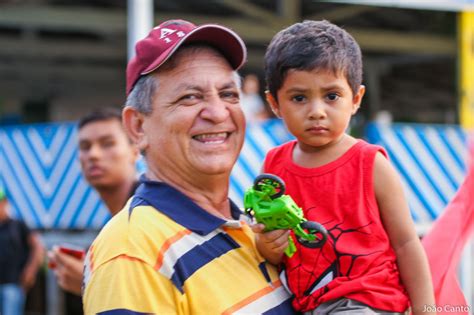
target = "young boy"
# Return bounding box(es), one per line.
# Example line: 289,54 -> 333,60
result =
254,20 -> 435,314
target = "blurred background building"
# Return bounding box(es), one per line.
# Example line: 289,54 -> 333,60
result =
0,0 -> 467,126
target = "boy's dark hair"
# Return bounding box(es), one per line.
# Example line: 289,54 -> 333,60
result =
264,20 -> 363,99
78,107 -> 122,130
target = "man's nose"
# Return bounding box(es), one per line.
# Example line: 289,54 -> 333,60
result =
86,144 -> 102,159
200,96 -> 230,122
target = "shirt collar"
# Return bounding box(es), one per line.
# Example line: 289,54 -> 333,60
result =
132,175 -> 242,235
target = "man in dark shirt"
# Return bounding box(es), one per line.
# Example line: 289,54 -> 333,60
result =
0,187 -> 44,315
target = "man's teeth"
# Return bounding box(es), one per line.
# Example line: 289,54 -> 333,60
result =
194,132 -> 228,143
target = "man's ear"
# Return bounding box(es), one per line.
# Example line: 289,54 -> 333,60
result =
351,85 -> 365,115
265,91 -> 281,118
122,106 -> 148,154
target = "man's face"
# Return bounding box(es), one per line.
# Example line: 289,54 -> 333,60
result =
78,119 -> 137,189
136,47 -> 245,179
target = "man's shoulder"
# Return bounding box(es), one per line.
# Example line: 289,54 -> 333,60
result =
90,202 -> 187,269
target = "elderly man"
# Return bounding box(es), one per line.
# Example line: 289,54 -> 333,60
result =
83,20 -> 294,314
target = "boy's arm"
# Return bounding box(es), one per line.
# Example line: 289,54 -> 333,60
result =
251,223 -> 290,265
373,152 -> 435,315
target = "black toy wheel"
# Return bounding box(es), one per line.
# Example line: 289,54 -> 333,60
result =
253,173 -> 285,199
297,221 -> 327,248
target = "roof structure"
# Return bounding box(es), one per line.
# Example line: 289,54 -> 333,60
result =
0,0 -> 459,123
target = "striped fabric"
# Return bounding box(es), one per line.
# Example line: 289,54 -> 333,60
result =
0,122 -> 109,229
83,178 -> 294,315
1,120 -> 467,229
366,122 -> 468,226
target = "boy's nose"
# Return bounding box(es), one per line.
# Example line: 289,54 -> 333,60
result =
308,102 -> 326,120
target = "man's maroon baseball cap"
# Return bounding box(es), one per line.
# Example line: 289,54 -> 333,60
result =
126,19 -> 247,95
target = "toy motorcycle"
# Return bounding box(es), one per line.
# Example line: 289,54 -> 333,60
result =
244,173 -> 328,257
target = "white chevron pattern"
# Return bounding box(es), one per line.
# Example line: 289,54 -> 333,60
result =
0,123 -> 108,229
0,120 -> 468,229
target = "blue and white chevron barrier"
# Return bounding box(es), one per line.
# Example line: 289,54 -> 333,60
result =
366,122 -> 469,226
0,122 -> 109,229
0,120 -> 469,229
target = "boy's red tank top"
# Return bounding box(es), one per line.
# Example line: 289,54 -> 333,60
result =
264,140 -> 409,312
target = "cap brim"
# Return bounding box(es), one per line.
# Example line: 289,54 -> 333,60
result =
141,24 -> 247,75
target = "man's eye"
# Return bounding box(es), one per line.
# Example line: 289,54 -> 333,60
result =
327,93 -> 339,101
182,94 -> 197,100
178,94 -> 201,105
102,141 -> 115,148
221,91 -> 239,101
79,143 -> 90,151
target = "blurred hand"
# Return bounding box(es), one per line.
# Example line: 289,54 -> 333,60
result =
251,223 -> 290,265
48,247 -> 84,295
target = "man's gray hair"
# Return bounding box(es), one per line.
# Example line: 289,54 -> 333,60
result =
125,74 -> 157,114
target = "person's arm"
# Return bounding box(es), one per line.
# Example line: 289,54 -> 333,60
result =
20,231 -> 45,291
251,223 -> 290,265
48,248 -> 84,295
373,152 -> 435,315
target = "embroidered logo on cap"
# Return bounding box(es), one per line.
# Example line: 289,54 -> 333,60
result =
159,28 -> 187,43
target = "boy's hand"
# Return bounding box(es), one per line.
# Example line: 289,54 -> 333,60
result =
251,223 -> 290,265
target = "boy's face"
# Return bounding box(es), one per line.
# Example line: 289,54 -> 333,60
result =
267,69 -> 364,151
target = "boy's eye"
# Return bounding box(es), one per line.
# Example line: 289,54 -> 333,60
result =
326,93 -> 339,101
292,95 -> 306,103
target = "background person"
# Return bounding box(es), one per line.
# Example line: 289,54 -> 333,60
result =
241,73 -> 269,123
48,108 -> 139,298
83,19 -> 294,314
0,187 -> 44,315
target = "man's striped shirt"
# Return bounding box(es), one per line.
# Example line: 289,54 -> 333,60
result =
83,178 -> 294,315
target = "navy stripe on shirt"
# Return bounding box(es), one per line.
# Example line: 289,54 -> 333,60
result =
170,232 -> 240,292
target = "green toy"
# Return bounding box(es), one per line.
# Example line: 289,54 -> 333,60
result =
244,173 -> 327,257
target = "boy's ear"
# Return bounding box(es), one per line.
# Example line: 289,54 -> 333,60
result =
351,85 -> 366,115
265,91 -> 281,118
122,106 -> 149,154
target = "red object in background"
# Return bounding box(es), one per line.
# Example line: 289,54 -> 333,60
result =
48,244 -> 86,269
422,138 -> 474,315
58,245 -> 85,259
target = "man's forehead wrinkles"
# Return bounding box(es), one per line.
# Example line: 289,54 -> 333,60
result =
171,79 -> 238,93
